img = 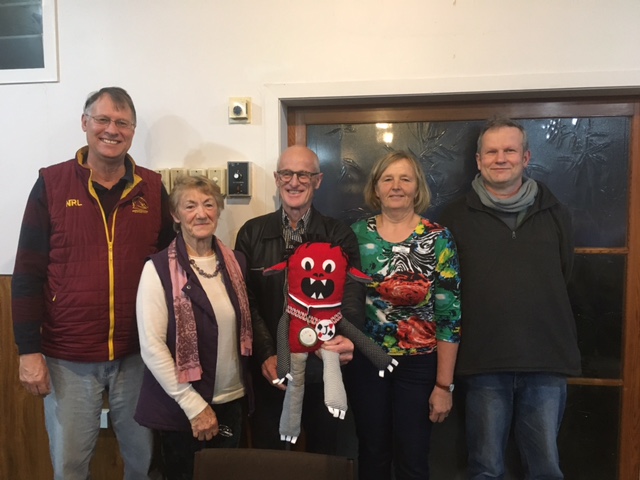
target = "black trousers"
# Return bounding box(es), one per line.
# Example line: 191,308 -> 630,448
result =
344,351 -> 437,480
158,397 -> 244,480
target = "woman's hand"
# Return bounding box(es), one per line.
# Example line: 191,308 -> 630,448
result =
428,387 -> 453,423
190,405 -> 219,440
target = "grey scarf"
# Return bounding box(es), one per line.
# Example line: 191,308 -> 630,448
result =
471,174 -> 538,226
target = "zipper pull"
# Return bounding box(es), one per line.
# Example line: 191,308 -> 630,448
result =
512,231 -> 516,239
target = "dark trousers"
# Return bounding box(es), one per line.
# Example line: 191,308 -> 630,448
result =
158,397 -> 244,480
250,371 -> 340,454
344,351 -> 437,480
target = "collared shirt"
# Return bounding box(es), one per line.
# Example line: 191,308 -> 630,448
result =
91,158 -> 134,218
282,207 -> 312,253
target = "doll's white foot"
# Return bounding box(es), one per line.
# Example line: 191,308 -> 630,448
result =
280,434 -> 298,444
328,406 -> 346,419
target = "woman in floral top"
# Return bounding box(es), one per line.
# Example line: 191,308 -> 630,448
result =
345,151 -> 461,480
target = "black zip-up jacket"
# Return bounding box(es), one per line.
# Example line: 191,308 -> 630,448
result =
440,182 -> 582,377
235,206 -> 365,382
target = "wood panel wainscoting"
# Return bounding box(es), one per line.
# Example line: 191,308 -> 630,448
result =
0,275 -> 124,480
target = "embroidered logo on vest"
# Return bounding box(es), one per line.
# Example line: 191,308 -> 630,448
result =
132,196 -> 149,214
66,199 -> 83,207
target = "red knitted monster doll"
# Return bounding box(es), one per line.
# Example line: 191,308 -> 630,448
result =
264,242 -> 397,444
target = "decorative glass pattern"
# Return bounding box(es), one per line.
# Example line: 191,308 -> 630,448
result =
569,254 -> 625,378
308,117 -> 629,247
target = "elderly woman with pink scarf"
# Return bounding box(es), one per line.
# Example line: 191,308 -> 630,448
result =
134,175 -> 252,480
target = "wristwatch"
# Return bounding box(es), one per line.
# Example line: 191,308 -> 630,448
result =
435,381 -> 455,393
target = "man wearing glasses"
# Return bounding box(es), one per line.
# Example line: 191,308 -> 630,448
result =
12,87 -> 174,479
235,145 -> 362,454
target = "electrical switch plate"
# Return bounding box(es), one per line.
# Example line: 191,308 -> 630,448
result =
227,161 -> 251,197
154,169 -> 171,193
228,97 -> 251,124
207,168 -> 227,195
100,408 -> 109,429
170,168 -> 188,190
188,168 -> 207,177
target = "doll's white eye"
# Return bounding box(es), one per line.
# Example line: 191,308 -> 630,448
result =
301,257 -> 314,270
322,259 -> 336,273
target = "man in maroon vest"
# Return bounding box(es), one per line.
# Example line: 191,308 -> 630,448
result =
12,87 -> 174,480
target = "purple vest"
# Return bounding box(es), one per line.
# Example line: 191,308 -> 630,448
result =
135,235 -> 251,431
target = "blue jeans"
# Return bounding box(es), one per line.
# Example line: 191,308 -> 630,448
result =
464,373 -> 567,480
344,351 -> 436,480
45,354 -> 153,480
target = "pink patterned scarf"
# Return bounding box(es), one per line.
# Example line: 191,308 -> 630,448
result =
168,236 -> 252,384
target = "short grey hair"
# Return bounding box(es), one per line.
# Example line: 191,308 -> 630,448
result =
477,117 -> 528,154
84,87 -> 137,125
169,175 -> 224,232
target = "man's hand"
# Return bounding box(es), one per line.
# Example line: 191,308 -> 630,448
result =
261,355 -> 286,391
319,335 -> 354,365
190,405 -> 219,441
19,353 -> 51,397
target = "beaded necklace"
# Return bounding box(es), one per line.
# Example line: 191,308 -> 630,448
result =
189,257 -> 221,278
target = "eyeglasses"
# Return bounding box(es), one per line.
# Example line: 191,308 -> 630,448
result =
85,114 -> 136,131
276,170 -> 320,184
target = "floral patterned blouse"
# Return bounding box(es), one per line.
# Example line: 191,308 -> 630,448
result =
352,216 -> 461,356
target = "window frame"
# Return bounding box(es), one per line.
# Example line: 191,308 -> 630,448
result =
288,95 -> 640,480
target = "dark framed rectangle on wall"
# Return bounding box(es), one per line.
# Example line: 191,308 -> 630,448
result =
0,0 -> 58,84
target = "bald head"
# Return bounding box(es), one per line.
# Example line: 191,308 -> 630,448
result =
274,145 -> 323,223
277,145 -> 320,172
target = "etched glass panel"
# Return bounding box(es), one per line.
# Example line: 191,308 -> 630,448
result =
569,254 -> 624,378
559,385 -> 620,479
308,117 -> 629,248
